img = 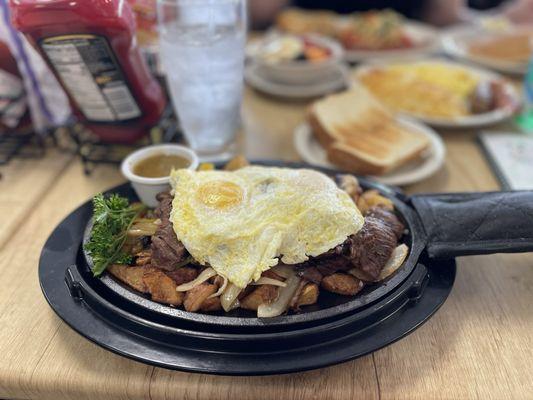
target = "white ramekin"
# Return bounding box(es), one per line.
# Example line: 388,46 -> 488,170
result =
121,144 -> 199,207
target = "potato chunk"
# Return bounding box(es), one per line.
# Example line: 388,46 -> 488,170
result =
357,189 -> 394,215
142,267 -> 183,306
240,285 -> 279,311
198,162 -> 215,171
296,283 -> 319,307
134,250 -> 151,266
200,296 -> 222,312
184,283 -> 217,312
337,174 -> 363,203
108,264 -> 148,293
224,155 -> 249,171
321,273 -> 363,296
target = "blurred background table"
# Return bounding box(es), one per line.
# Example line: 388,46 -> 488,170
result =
0,86 -> 531,400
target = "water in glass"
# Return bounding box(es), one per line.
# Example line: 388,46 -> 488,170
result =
159,0 -> 246,157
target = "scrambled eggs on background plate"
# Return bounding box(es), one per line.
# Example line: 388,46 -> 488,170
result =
358,62 -> 480,118
170,166 -> 364,289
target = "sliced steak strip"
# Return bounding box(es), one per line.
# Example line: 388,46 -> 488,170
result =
365,206 -> 405,239
344,216 -> 397,281
293,208 -> 404,281
314,256 -> 352,276
164,266 -> 198,286
313,243 -> 344,259
151,192 -> 188,271
294,265 -> 323,284
293,254 -> 351,282
154,191 -> 173,219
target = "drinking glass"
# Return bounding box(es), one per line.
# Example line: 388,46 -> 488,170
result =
157,0 -> 246,159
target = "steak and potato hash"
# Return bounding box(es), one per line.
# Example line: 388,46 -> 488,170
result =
86,158 -> 409,317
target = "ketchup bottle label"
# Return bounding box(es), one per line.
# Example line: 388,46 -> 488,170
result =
40,34 -> 142,122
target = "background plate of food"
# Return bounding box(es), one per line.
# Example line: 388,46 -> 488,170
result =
245,33 -> 348,98
442,26 -> 532,76
294,89 -> 445,186
276,8 -> 440,63
246,33 -> 344,85
352,60 -> 521,128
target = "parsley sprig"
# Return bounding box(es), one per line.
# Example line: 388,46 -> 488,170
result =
84,194 -> 146,277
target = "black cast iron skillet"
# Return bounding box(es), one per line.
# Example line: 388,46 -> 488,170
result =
40,160 -> 533,374
80,160 -> 533,332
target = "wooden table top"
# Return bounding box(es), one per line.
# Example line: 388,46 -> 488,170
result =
0,86 -> 532,400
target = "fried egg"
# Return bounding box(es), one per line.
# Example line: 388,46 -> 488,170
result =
169,166 -> 364,288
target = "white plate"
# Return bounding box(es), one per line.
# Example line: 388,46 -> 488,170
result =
342,21 -> 440,63
441,26 -> 528,76
352,60 -> 521,128
245,62 -> 348,99
293,118 -> 446,186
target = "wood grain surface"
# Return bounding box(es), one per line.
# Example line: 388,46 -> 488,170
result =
0,86 -> 532,400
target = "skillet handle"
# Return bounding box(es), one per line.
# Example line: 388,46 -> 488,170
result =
410,191 -> 533,259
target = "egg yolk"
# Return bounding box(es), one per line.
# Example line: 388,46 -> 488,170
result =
197,181 -> 243,209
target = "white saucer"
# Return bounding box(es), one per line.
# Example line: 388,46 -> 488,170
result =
245,63 -> 348,99
293,117 -> 446,186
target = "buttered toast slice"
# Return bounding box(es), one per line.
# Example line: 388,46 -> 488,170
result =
309,88 -> 430,175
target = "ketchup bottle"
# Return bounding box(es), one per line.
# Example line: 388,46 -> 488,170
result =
10,0 -> 166,143
0,41 -> 18,77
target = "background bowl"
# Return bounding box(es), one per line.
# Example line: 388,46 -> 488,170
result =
251,34 -> 345,86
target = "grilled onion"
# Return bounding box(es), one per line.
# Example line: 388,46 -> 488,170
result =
221,283 -> 241,312
127,218 -> 160,237
251,277 -> 287,287
348,244 -> 409,282
257,271 -> 301,318
271,264 -> 294,279
208,275 -> 228,299
176,267 -> 217,291
378,244 -> 409,281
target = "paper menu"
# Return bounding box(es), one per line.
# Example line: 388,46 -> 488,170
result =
479,132 -> 533,190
